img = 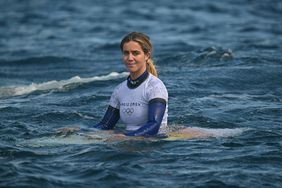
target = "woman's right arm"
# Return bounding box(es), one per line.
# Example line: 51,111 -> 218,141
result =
93,105 -> 120,130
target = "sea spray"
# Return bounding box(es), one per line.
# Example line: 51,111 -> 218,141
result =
0,72 -> 129,97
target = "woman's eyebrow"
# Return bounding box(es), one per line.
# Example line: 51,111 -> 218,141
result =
123,49 -> 141,52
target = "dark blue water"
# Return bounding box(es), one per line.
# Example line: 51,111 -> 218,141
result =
1,0 -> 282,187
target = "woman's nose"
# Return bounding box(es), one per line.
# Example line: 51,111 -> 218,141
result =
128,53 -> 134,60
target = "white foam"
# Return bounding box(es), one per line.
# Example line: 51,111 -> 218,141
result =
0,72 -> 129,97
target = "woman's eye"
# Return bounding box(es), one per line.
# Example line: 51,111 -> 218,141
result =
123,51 -> 129,56
132,51 -> 140,56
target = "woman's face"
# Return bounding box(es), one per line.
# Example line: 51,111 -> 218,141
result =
122,41 -> 149,79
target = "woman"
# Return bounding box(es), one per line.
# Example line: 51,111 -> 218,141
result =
94,32 -> 168,136
57,32 -> 236,140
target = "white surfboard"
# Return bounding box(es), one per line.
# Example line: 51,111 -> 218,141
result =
18,127 -> 248,147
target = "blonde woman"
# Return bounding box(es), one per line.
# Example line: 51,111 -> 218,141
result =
57,32 -> 240,140
94,32 -> 168,136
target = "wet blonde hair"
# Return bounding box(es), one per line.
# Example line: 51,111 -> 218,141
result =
120,32 -> 158,77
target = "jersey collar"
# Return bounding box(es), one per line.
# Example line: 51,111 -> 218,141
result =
127,70 -> 149,89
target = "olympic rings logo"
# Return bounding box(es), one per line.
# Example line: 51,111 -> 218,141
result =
122,108 -> 134,116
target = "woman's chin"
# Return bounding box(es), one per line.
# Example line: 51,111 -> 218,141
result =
126,67 -> 137,73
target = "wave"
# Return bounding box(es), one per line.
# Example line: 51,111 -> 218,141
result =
159,46 -> 234,66
0,72 -> 128,97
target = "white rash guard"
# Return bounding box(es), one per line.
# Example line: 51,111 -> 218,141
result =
109,73 -> 168,133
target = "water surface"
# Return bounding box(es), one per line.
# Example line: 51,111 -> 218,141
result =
1,0 -> 282,187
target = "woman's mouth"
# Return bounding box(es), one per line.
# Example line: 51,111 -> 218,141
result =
126,62 -> 137,66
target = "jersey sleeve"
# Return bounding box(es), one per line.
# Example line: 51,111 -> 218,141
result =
93,105 -> 120,130
124,98 -> 166,136
109,83 -> 122,109
146,78 -> 168,102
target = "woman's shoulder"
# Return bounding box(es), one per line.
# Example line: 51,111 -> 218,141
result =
147,74 -> 167,88
146,74 -> 168,100
114,79 -> 127,91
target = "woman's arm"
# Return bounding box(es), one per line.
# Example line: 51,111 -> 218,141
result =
93,105 -> 120,130
125,98 -> 166,136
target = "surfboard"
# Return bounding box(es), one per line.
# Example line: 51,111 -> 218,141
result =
164,127 -> 246,141
18,127 -> 247,147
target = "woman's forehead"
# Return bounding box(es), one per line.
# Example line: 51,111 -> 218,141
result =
122,41 -> 142,51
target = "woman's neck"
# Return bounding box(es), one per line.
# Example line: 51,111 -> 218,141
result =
127,70 -> 149,89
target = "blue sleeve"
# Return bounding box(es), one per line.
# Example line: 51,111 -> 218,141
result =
93,105 -> 120,130
125,98 -> 166,136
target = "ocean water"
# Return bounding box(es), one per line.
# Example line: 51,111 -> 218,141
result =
1,0 -> 282,187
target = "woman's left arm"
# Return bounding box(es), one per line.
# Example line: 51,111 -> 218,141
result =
125,98 -> 166,136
